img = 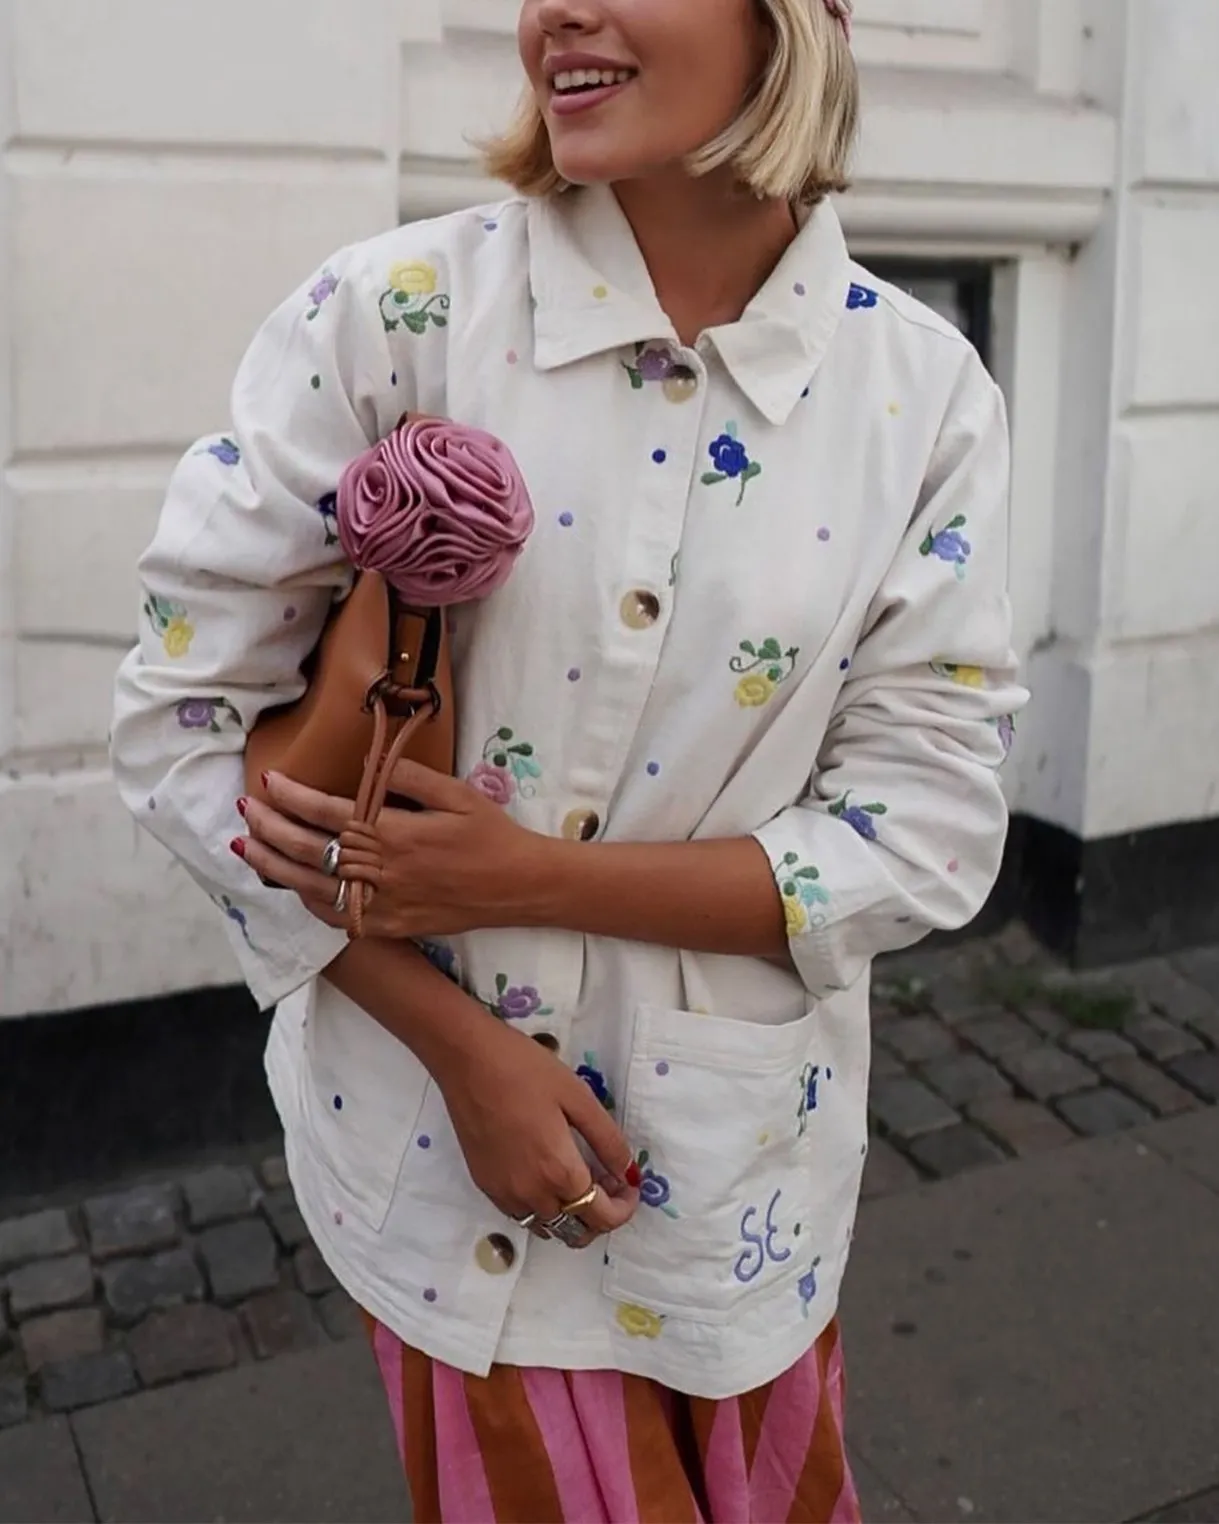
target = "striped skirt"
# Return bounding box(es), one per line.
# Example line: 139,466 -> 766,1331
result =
367,1316 -> 860,1524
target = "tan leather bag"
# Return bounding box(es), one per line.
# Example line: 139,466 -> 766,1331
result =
244,570 -> 455,934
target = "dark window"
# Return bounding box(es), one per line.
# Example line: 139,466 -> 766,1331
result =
864,259 -> 994,368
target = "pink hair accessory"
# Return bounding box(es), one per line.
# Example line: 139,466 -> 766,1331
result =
822,0 -> 853,41
337,416 -> 535,606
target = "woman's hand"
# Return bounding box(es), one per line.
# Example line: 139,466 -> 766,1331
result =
432,1015 -> 640,1247
235,761 -> 553,937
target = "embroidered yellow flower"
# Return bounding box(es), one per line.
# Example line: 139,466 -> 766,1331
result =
162,616 -> 195,659
947,663 -> 985,688
388,260 -> 437,297
735,672 -> 777,708
616,1303 -> 664,1340
783,895 -> 809,937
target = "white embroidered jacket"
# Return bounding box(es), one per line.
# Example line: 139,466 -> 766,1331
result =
112,187 -> 1027,1398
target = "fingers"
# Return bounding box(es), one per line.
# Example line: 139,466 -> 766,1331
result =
239,833 -> 336,903
263,772 -> 354,834
244,796 -> 332,871
562,1078 -> 636,1188
387,758 -> 477,814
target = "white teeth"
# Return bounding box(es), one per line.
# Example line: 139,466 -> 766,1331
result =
553,68 -> 634,93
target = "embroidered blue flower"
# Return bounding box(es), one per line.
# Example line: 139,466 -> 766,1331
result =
576,1053 -> 615,1111
420,942 -> 459,983
202,437 -> 241,466
798,1256 -> 822,1316
635,1150 -> 680,1218
830,791 -> 888,842
920,514 -> 972,579
701,422 -> 763,504
317,492 -> 340,546
214,895 -> 254,949
847,283 -> 878,310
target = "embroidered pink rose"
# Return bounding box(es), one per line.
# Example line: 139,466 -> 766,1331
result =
468,762 -> 516,806
337,416 -> 534,606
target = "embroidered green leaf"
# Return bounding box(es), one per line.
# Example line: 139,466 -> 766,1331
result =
701,471 -> 728,487
865,804 -> 889,815
495,973 -> 508,996
740,640 -> 757,656
509,742 -> 533,757
759,638 -> 782,660
783,851 -> 800,867
795,866 -> 821,881
497,727 -> 514,742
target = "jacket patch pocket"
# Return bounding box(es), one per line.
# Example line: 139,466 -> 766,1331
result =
298,984 -> 429,1232
603,1005 -> 838,1326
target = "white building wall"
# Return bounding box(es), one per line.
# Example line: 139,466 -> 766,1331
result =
0,0 -> 1211,1017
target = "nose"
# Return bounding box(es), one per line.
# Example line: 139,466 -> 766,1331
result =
533,0 -> 600,37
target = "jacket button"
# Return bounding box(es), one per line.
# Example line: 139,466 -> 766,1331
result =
532,1032 -> 561,1053
475,1233 -> 517,1275
620,590 -> 661,630
561,808 -> 600,842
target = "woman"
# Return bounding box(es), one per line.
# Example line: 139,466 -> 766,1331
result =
112,0 -> 1026,1518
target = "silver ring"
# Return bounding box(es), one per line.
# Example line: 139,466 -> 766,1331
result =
543,1211 -> 587,1249
321,837 -> 343,878
334,880 -> 349,914
513,1213 -> 537,1229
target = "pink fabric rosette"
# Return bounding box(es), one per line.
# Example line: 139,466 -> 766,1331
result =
336,416 -> 534,604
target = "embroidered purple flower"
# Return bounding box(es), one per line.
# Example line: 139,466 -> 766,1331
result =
829,790 -> 888,842
635,1150 -> 680,1218
306,269 -> 339,320
847,283 -> 879,310
920,515 -> 972,578
577,1053 -> 615,1111
471,727 -> 541,802
204,437 -> 241,466
996,714 -> 1016,757
798,1256 -> 822,1316
490,974 -> 554,1022
176,698 -> 242,734
317,492 -> 340,546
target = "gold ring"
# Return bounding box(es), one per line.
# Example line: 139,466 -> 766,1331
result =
559,1183 -> 599,1216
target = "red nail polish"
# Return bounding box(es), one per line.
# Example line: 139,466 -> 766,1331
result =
625,1162 -> 642,1189
230,838 -> 247,859
236,798 -> 249,818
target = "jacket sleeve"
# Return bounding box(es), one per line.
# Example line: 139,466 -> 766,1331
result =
753,355 -> 1028,999
111,245 -> 409,1011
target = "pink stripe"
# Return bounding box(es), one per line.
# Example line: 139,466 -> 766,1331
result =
569,1370 -> 640,1523
432,1362 -> 497,1523
371,1321 -> 406,1465
826,1342 -> 862,1524
749,1349 -> 823,1523
520,1367 -> 607,1523
702,1397 -> 751,1522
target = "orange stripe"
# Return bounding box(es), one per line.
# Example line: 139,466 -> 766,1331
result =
463,1366 -> 567,1524
624,1376 -> 700,1524
398,1344 -> 443,1524
737,1376 -> 774,1476
790,1323 -> 847,1524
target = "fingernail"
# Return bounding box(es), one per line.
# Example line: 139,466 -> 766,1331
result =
260,772 -> 270,789
236,797 -> 249,819
625,1162 -> 642,1189
230,838 -> 247,859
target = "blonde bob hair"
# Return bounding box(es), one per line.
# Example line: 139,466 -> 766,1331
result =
482,0 -> 859,206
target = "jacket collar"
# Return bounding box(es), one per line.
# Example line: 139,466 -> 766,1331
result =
528,185 -> 852,426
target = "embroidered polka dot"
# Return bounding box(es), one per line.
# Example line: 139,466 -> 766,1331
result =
647,761 -> 661,777
794,282 -> 807,297
418,1135 -> 432,1150
656,1061 -> 670,1077
333,1210 -> 343,1227
283,606 -> 297,622
947,859 -> 961,874
506,349 -> 518,366
310,374 -> 321,390
567,668 -> 581,683
484,221 -> 498,232
817,528 -> 831,543
390,371 -> 398,386
423,1288 -> 438,1303
333,1095 -> 343,1111
559,512 -> 574,527
593,284 -> 609,300
652,449 -> 667,464
840,658 -> 850,672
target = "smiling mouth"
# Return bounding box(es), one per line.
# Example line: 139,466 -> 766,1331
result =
551,67 -> 637,98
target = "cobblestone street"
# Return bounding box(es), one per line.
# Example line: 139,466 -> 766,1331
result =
2,925 -> 1218,1447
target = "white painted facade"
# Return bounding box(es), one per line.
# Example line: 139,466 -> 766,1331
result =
0,0 -> 1214,1017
